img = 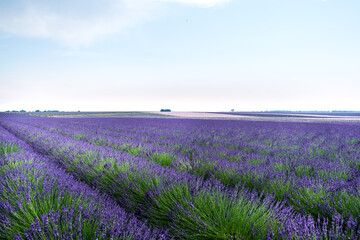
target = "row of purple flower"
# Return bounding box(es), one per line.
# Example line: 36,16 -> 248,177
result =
1,116 -> 360,239
0,124 -> 168,239
16,118 -> 360,223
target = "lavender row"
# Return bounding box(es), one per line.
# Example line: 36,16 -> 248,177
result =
0,118 -> 345,239
21,118 -> 360,182
0,125 -> 167,240
18,118 -> 360,227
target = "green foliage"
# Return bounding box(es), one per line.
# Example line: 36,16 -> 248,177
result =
217,152 -> 227,159
113,143 -> 144,156
128,145 -> 144,156
190,160 -> 218,180
89,138 -> 107,146
241,147 -> 253,154
0,160 -> 122,240
112,143 -> 130,151
294,165 -> 314,178
151,185 -> 281,239
172,144 -> 181,150
31,139 -> 283,239
248,158 -> 265,166
181,147 -> 195,161
0,142 -> 21,157
74,134 -> 86,140
150,152 -> 175,167
226,154 -> 242,162
96,163 -> 283,239
258,149 -> 270,156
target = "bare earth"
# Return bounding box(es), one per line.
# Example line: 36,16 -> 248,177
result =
152,112 -> 360,122
25,111 -> 360,122
150,112 -> 250,119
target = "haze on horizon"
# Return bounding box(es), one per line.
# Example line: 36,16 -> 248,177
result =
0,0 -> 359,112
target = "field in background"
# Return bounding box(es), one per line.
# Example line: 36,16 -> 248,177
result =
27,111 -> 171,118
1,113 -> 360,239
18,110 -> 360,122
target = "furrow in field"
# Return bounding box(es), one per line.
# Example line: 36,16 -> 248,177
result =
17,118 -> 360,231
0,118 -> 339,239
0,124 -> 167,240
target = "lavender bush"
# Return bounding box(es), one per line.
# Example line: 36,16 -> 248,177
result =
1,115 -> 360,239
0,125 -> 168,240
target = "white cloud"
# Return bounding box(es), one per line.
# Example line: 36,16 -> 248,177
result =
0,34 -> 11,39
0,0 -> 231,47
161,0 -> 231,7
56,50 -> 96,57
0,0 -> 160,47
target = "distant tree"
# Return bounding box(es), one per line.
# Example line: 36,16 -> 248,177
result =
20,110 -> 26,112
231,109 -> 234,112
160,109 -> 171,112
35,110 -> 40,112
5,110 -> 10,112
12,110 -> 18,112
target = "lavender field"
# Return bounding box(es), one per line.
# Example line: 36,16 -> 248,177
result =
1,114 -> 360,239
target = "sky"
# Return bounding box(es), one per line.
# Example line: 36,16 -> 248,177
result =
0,0 -> 359,112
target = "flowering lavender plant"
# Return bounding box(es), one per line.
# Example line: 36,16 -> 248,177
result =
1,115 -> 360,239
0,125 -> 168,240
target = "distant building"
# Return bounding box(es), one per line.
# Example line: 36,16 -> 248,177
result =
160,109 -> 171,112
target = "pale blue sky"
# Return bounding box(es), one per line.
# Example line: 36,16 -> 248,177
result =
0,0 -> 359,112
